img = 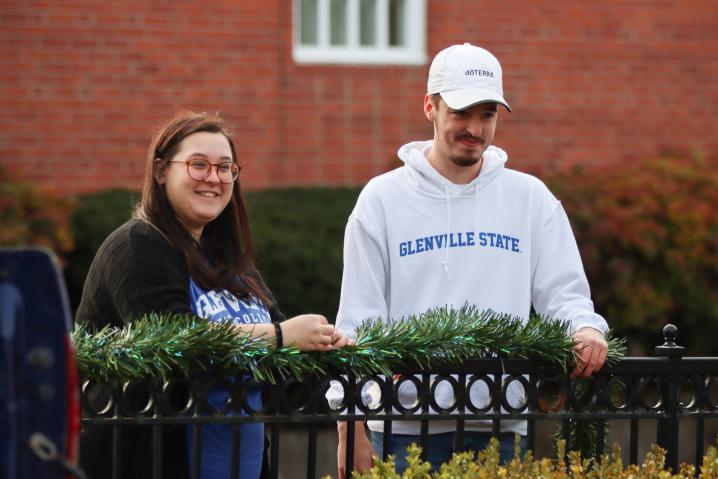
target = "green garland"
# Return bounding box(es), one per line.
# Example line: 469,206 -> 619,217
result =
73,304 -> 626,384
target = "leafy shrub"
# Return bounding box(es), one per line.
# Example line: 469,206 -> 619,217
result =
0,169 -> 75,254
545,153 -> 718,353
335,438 -> 717,479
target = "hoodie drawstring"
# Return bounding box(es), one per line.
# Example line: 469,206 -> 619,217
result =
473,184 -> 480,236
443,188 -> 451,279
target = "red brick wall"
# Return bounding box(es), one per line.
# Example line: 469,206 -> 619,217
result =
1,1 -> 716,193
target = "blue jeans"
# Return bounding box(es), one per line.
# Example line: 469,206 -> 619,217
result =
370,431 -> 525,472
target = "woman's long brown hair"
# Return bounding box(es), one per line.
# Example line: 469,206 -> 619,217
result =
135,111 -> 269,304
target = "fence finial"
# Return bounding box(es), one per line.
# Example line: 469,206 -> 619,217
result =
655,324 -> 685,358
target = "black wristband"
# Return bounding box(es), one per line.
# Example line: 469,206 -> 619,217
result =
273,321 -> 283,349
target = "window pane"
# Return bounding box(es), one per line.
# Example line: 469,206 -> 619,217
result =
300,0 -> 318,45
360,0 -> 376,46
388,0 -> 405,46
330,0 -> 347,45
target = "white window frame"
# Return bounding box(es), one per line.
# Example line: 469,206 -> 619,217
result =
293,0 -> 427,65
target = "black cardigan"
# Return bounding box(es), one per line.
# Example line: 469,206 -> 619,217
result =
76,218 -> 284,478
76,218 -> 285,328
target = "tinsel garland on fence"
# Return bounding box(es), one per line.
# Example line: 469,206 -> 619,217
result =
72,304 -> 626,384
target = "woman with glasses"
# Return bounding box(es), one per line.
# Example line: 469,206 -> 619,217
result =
76,111 -> 351,479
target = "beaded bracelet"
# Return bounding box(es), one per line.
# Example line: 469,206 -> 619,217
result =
273,321 -> 283,349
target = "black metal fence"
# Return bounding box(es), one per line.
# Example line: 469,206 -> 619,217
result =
80,325 -> 718,478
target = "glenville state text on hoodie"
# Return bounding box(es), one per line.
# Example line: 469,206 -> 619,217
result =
332,140 -> 608,435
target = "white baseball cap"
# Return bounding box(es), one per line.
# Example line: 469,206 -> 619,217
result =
427,43 -> 511,112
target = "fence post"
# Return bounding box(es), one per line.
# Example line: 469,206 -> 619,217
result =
654,324 -> 685,472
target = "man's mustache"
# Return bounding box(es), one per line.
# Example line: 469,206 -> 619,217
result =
455,134 -> 485,144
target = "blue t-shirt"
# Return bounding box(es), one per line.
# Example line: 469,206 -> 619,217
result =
187,278 -> 271,479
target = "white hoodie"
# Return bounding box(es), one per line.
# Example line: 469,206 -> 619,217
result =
334,140 -> 607,435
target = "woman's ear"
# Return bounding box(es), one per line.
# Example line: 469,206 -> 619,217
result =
154,158 -> 167,184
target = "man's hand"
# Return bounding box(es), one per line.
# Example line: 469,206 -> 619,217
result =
337,421 -> 375,479
570,327 -> 608,379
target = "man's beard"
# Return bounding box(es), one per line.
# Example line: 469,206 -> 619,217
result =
449,155 -> 481,167
449,135 -> 485,167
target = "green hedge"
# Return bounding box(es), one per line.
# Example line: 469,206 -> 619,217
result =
246,188 -> 359,318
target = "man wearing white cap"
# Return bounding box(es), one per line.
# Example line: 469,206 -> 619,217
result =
334,43 -> 608,476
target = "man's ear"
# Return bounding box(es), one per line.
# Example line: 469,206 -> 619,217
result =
154,158 -> 167,184
423,94 -> 435,122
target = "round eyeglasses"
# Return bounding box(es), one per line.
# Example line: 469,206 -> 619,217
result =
169,158 -> 240,184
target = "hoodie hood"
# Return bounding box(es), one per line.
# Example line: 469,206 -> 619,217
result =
397,140 -> 508,199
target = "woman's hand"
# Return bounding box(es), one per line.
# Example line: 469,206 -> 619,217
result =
280,314 -> 354,351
